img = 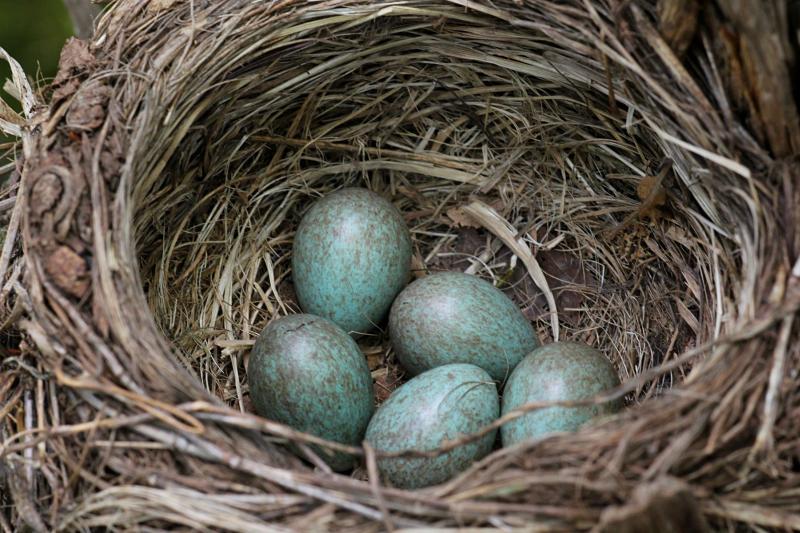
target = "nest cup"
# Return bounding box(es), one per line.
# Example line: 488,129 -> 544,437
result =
6,1 -> 799,530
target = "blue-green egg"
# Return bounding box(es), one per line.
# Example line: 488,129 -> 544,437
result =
365,363 -> 499,489
292,188 -> 412,335
389,272 -> 539,382
501,342 -> 622,446
247,314 -> 374,470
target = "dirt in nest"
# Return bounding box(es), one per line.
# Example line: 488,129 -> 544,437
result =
502,248 -> 599,327
370,357 -> 405,405
360,335 -> 404,406
427,225 -> 598,327
428,226 -> 486,272
276,276 -> 300,312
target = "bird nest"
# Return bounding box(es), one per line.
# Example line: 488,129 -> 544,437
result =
1,1 -> 799,530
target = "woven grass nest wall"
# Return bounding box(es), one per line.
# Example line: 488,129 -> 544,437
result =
2,0 -> 800,530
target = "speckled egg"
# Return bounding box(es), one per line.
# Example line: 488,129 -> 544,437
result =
501,342 -> 622,446
389,272 -> 539,382
365,363 -> 499,489
247,314 -> 374,470
292,188 -> 412,335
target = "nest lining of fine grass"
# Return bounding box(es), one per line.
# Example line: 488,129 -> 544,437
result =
3,0 -> 799,530
136,15 -> 707,406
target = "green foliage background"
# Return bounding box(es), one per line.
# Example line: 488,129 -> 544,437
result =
1,0 -> 73,82
0,0 -> 72,140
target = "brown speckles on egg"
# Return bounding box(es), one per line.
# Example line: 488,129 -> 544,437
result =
292,188 -> 412,336
247,314 -> 374,471
365,363 -> 499,489
389,272 -> 540,381
501,342 -> 622,446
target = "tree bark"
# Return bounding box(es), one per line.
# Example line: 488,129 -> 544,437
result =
658,0 -> 702,57
715,0 -> 800,157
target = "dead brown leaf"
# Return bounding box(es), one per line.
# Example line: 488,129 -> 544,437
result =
147,0 -> 181,13
446,206 -> 481,228
410,253 -> 427,279
373,364 -> 403,404
51,38 -> 96,103
636,174 -> 668,222
45,245 -> 89,298
505,249 -> 598,326
30,173 -> 63,217
658,0 -> 701,57
66,80 -> 111,131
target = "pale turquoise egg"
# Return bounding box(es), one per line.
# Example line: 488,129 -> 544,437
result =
292,188 -> 411,336
501,342 -> 622,446
365,364 -> 499,489
389,272 -> 539,382
247,314 -> 374,470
